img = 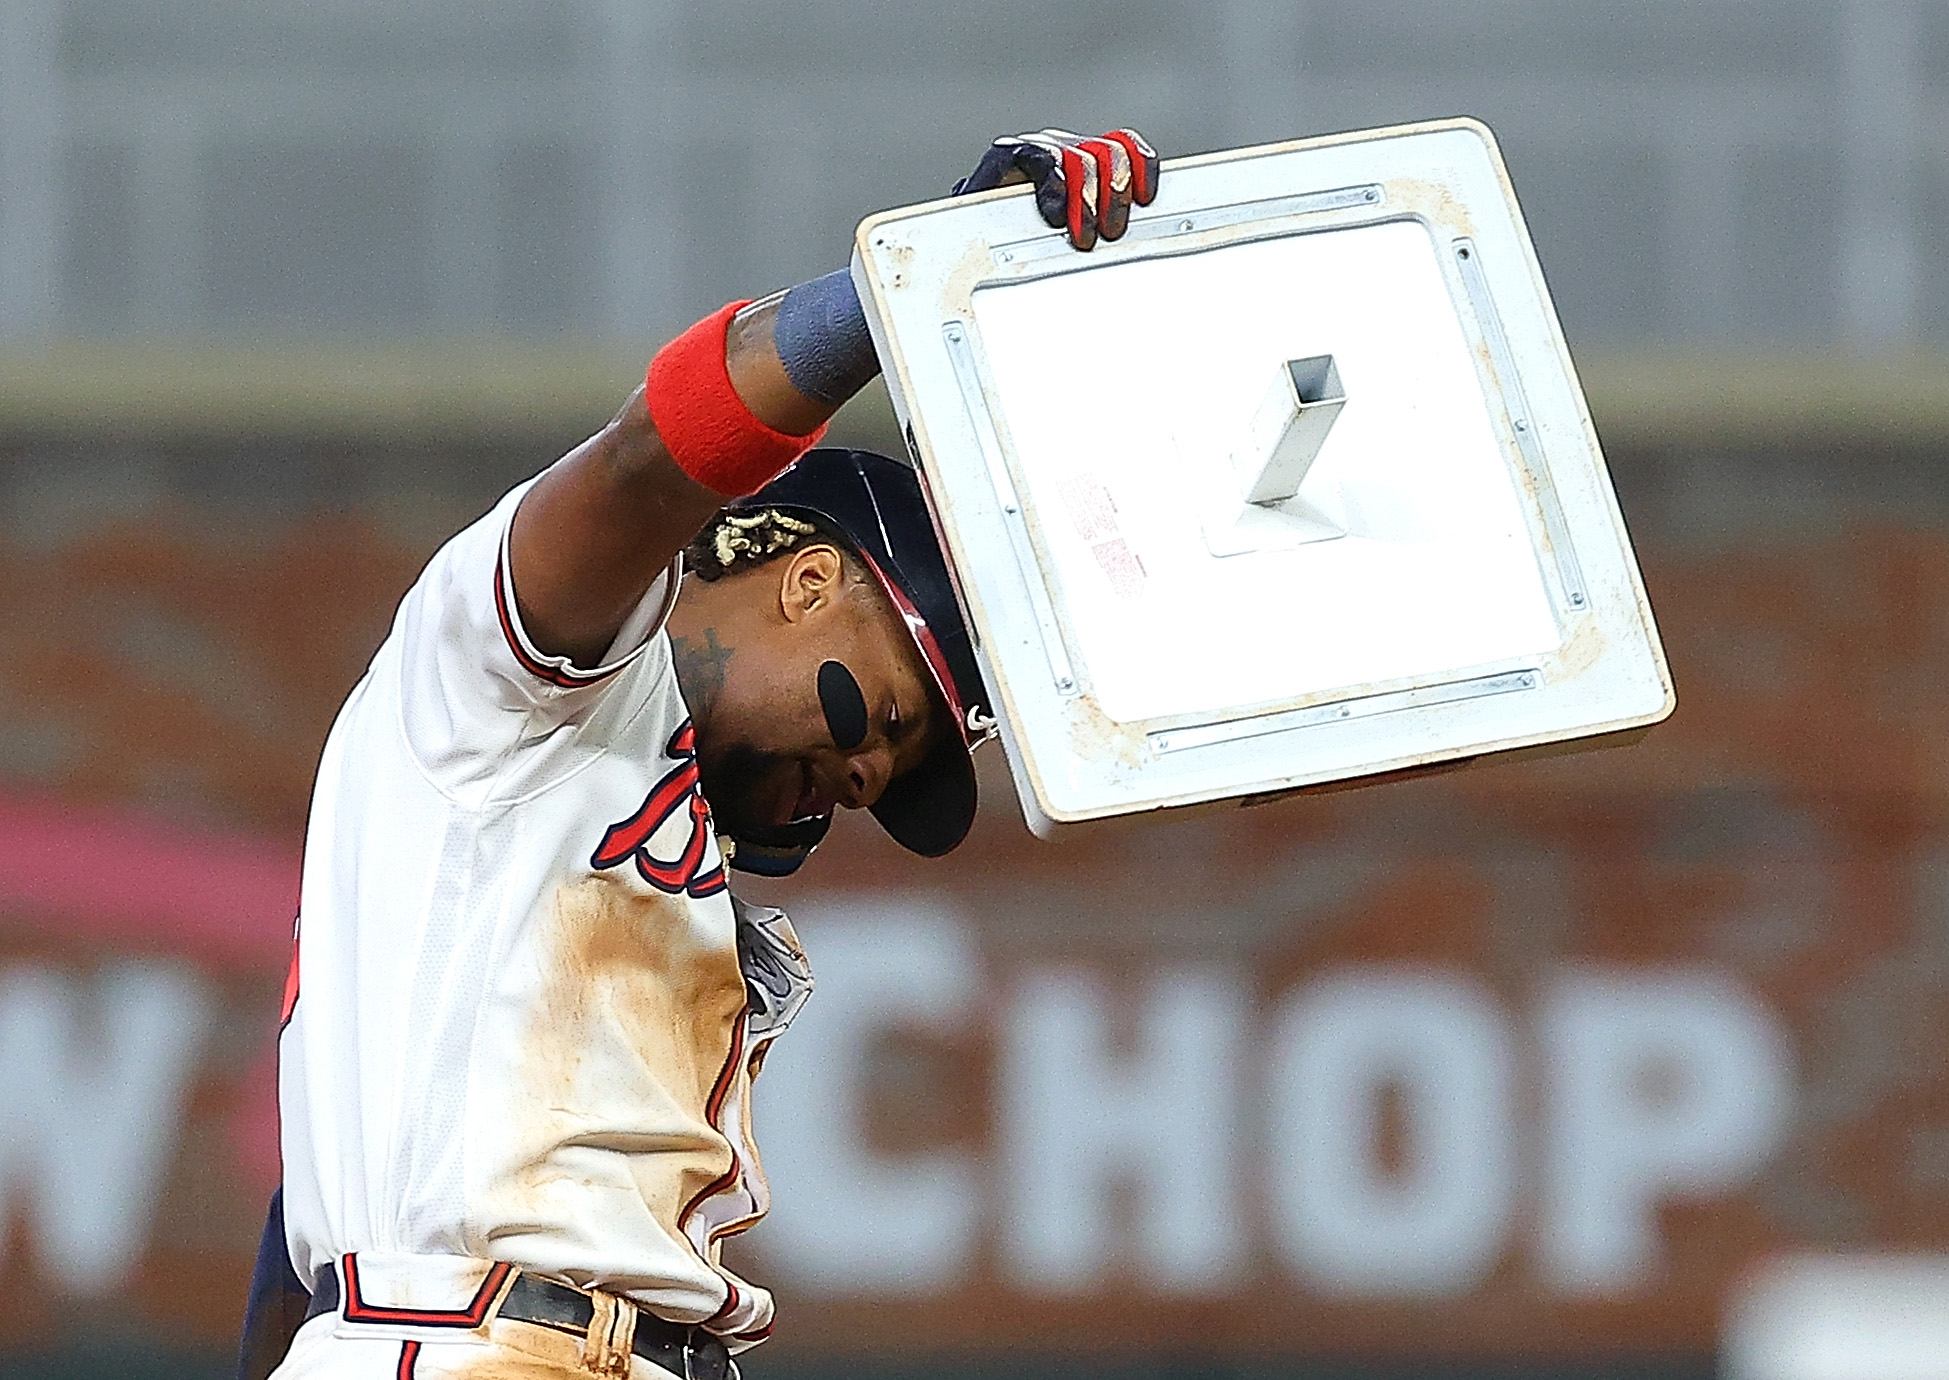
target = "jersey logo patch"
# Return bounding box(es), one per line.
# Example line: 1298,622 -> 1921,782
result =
590,721 -> 728,898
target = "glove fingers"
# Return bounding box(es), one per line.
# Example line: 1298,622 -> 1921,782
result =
1009,133 -> 1076,235
1024,129 -> 1104,249
1102,128 -> 1160,206
1030,174 -> 1069,232
1058,145 -> 1100,250
956,126 -> 1158,251
1076,136 -> 1133,241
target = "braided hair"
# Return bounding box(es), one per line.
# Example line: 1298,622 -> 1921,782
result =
685,507 -> 866,584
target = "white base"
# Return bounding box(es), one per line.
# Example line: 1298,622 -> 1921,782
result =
1203,495 -> 1346,557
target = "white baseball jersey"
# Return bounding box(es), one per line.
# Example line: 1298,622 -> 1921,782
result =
278,475 -> 812,1350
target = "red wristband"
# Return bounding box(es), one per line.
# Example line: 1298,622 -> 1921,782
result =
644,301 -> 827,498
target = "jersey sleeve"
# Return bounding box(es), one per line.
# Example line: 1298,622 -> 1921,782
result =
391,476 -> 683,783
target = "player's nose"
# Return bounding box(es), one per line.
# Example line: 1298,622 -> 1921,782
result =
841,744 -> 895,809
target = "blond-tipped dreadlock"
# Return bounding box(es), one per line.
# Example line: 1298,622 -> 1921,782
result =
685,507 -> 864,583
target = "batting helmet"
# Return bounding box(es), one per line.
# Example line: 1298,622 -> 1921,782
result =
723,448 -> 994,874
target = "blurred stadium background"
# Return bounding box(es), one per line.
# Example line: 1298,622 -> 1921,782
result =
3,1 -> 1949,1377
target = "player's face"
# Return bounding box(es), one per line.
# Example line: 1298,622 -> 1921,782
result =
693,546 -> 940,838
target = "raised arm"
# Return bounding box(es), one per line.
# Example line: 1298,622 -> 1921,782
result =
507,126 -> 1158,670
507,292 -> 844,669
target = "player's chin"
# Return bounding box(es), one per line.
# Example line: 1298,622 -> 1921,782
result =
737,763 -> 812,833
696,741 -> 799,839
757,761 -> 815,830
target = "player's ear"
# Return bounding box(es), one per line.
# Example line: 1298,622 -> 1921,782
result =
776,543 -> 847,623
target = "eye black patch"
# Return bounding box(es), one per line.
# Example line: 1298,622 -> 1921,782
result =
818,660 -> 869,751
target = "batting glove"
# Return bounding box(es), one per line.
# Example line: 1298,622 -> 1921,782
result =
954,127 -> 1160,251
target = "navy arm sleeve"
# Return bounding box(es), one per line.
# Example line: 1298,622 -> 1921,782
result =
236,1189 -> 311,1380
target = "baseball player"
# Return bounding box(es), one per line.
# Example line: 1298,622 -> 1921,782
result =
238,128 -> 1160,1380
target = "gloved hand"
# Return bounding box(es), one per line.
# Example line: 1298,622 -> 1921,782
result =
766,127 -> 1162,408
954,128 -> 1160,250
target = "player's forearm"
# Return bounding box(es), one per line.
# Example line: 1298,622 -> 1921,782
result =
508,397 -> 723,667
755,268 -> 883,415
721,288 -> 854,436
574,272 -> 880,548
507,277 -> 876,668
580,285 -> 866,545
624,270 -> 877,458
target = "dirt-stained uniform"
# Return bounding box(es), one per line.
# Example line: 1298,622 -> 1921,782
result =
249,124 -> 1161,1380
274,477 -> 810,1378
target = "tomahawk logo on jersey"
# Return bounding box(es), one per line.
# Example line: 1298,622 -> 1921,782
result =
591,722 -> 729,898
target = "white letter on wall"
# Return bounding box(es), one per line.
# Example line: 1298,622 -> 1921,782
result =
756,903 -> 980,1291
1267,969 -> 1516,1296
0,962 -> 212,1293
1540,968 -> 1793,1294
1001,966 -> 1244,1292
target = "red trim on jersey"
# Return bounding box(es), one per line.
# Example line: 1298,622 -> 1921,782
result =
702,1279 -> 741,1329
676,1012 -> 749,1273
492,553 -> 623,690
735,1319 -> 774,1344
396,1341 -> 421,1379
278,917 -> 300,1028
340,1254 -> 512,1328
701,1018 -> 745,1144
707,1212 -> 764,1246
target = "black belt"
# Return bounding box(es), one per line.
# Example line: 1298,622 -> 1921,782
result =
306,1264 -> 734,1380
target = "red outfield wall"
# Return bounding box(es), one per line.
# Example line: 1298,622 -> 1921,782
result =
0,508 -> 1941,1365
